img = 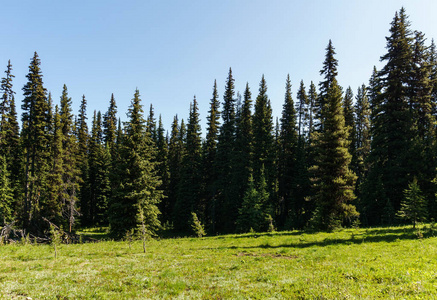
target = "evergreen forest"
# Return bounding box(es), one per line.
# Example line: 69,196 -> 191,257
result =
1,8 -> 436,239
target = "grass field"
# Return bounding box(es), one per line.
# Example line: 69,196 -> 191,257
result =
1,225 -> 437,299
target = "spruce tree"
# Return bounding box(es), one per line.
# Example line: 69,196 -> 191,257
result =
233,83 -> 254,205
174,97 -> 202,232
0,155 -> 13,225
167,115 -> 183,228
278,75 -> 298,227
362,8 -> 416,225
146,104 -> 157,144
59,85 -> 81,232
156,115 -> 170,223
86,111 -> 111,226
109,89 -> 162,238
343,87 -> 357,173
310,77 -> 358,230
77,95 -> 89,226
397,178 -> 427,228
103,93 -> 117,153
202,80 -> 221,230
215,68 -> 237,233
21,52 -> 51,232
252,75 -> 275,210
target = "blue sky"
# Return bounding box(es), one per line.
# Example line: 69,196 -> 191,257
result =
2,0 -> 437,133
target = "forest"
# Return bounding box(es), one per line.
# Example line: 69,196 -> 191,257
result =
0,8 -> 435,239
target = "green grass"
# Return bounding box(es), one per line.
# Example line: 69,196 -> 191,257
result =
1,225 -> 437,299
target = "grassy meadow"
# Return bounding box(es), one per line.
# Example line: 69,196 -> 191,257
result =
1,225 -> 437,299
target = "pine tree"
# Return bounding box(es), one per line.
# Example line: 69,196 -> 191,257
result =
21,52 -> 51,232
109,89 -> 162,239
308,81 -> 319,137
0,60 -> 15,151
236,174 -> 265,233
310,78 -> 358,230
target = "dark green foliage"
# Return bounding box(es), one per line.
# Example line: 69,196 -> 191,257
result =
202,80 -> 221,230
236,175 -> 265,233
174,97 -> 202,232
103,93 -> 117,153
84,111 -> 111,226
215,68 -> 237,233
354,85 -> 371,190
156,115 -> 170,223
318,40 -> 339,123
21,52 -> 51,233
0,155 -> 13,224
397,178 -> 427,228
343,87 -> 357,173
310,78 -> 358,231
362,8 -> 416,225
252,75 -> 275,208
277,75 -> 298,227
76,95 -> 89,226
109,89 -> 162,239
233,82 -> 254,218
146,104 -> 157,144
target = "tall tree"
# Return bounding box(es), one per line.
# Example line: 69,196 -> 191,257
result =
109,89 -> 162,238
174,97 -> 202,232
77,95 -> 89,225
156,115 -> 170,223
215,68 -> 237,233
202,80 -> 221,230
362,8 -> 415,225
252,75 -> 275,204
59,85 -> 81,232
343,87 -> 357,173
278,75 -> 299,227
233,83 -> 254,212
21,52 -> 51,232
310,78 -> 358,230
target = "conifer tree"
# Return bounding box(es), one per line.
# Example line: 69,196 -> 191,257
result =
77,95 -> 89,224
343,87 -> 357,173
21,52 -> 51,232
310,77 -> 358,230
156,115 -> 170,222
354,84 -> 371,188
103,93 -> 117,153
109,89 -> 162,238
278,75 -> 298,227
202,80 -> 221,229
59,85 -> 81,232
308,81 -> 319,137
85,111 -> 111,226
0,155 -> 13,225
146,104 -> 157,144
362,8 -> 416,225
233,83 -> 254,210
215,68 -> 237,233
174,97 -> 202,231
167,115 -> 183,227
0,61 -> 20,211
252,75 -> 275,201
397,178 -> 427,228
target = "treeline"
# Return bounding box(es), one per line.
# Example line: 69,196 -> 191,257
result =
0,8 -> 435,238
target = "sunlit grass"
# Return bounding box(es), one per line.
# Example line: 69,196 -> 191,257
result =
1,224 -> 437,299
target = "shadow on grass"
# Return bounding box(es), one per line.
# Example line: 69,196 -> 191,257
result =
218,226 -> 437,250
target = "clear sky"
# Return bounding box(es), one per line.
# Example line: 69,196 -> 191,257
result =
2,0 -> 437,133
